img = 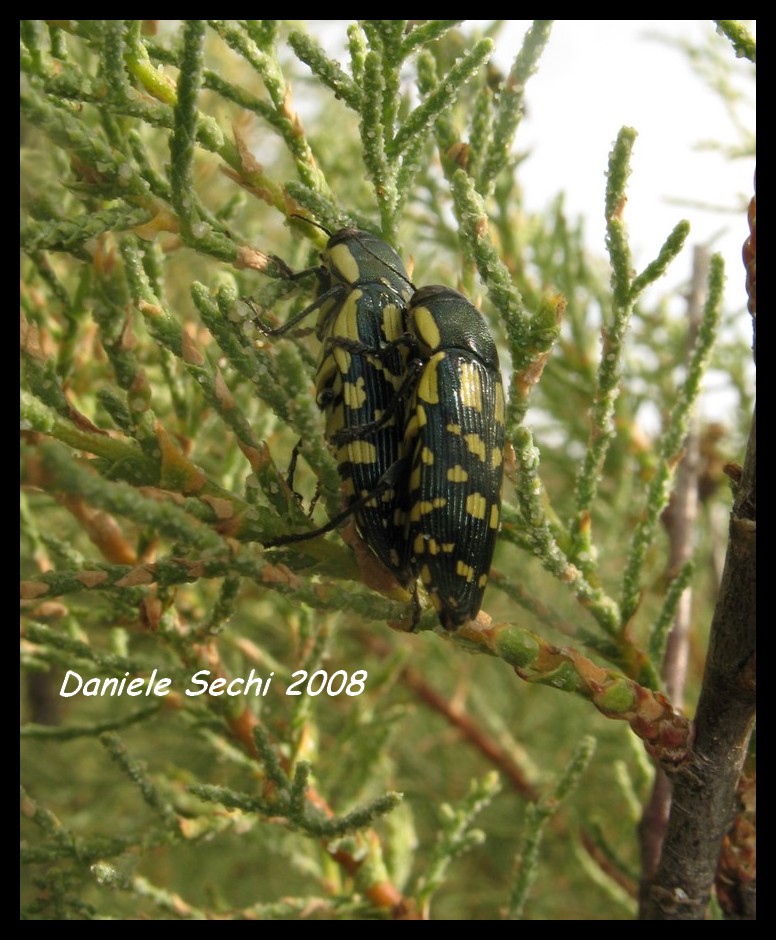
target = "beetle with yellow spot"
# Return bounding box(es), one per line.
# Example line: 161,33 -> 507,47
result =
255,227 -> 414,587
403,285 -> 506,630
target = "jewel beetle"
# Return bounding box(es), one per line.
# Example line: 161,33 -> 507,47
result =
256,227 -> 414,586
402,285 -> 506,629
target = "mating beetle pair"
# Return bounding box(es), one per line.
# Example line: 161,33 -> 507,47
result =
258,227 -> 505,631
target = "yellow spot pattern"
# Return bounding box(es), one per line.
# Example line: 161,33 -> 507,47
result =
343,377 -> 367,409
333,290 -> 362,341
383,303 -> 403,340
329,243 -> 359,283
348,440 -> 377,464
411,497 -> 448,521
328,402 -> 345,436
317,354 -> 338,390
414,306 -> 441,352
458,361 -> 483,410
418,360 -> 440,404
414,534 -> 441,555
466,492 -> 487,519
464,434 -> 486,461
495,382 -> 506,423
333,346 -> 351,374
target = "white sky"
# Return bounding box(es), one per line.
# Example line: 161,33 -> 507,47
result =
486,20 -> 755,314
314,20 -> 755,314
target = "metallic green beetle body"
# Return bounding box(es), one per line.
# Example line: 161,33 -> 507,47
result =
403,285 -> 505,630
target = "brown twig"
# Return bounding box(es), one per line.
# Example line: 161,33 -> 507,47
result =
403,662 -> 540,801
638,247 -> 708,900
642,198 -> 756,917
642,412 -> 755,919
362,634 -> 540,800
580,827 -> 639,900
